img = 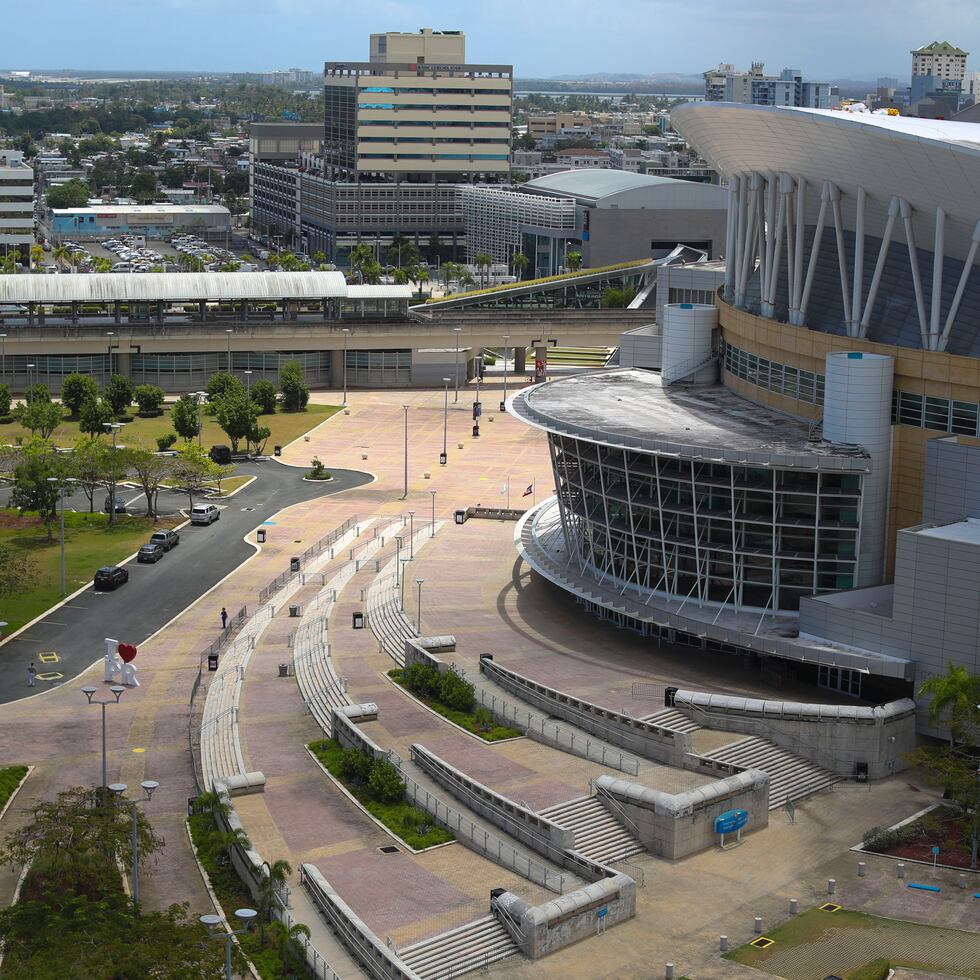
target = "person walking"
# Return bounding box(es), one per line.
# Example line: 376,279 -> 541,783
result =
27,662 -> 36,688
220,607 -> 228,630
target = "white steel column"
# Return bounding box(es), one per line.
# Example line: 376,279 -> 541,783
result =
849,186 -> 866,337
900,198 -> 929,349
760,176 -> 777,314
829,182 -> 852,327
791,177 -> 806,321
733,175 -> 749,306
938,219 -> 980,351
763,180 -> 787,317
798,182 -> 830,325
859,195 -> 899,337
724,176 -> 739,301
929,207 -> 946,351
783,175 -> 796,317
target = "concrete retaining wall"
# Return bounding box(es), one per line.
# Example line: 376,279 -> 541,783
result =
480,659 -> 690,765
402,635 -> 456,673
493,874 -> 636,959
673,691 -> 917,779
331,703 -> 384,760
301,863 -> 422,980
596,770 -> 769,860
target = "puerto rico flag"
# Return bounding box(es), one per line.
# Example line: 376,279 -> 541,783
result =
522,483 -> 534,498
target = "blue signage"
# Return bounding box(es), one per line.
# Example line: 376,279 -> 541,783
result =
597,906 -> 608,918
715,809 -> 749,834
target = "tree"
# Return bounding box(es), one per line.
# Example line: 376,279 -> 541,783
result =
0,383 -> 10,417
29,244 -> 44,272
68,436 -> 108,512
127,446 -> 174,519
100,445 -> 132,525
267,919 -> 311,974
248,424 -> 271,457
61,372 -> 100,416
78,397 -> 114,437
207,371 -> 244,403
312,250 -> 327,267
129,169 -> 157,203
0,544 -> 39,600
511,251 -> 529,280
46,179 -> 90,209
566,250 -> 583,272
13,399 -> 64,440
257,859 -> 292,942
474,252 -> 493,288
918,663 -> 980,745
279,359 -> 309,412
10,443 -> 62,539
133,384 -> 165,415
103,374 -> 134,415
215,391 -> 259,453
600,285 -> 636,308
250,379 -> 277,415
405,262 -> 429,301
171,394 -> 201,443
24,383 -> 50,403
367,758 -> 404,804
171,444 -> 220,510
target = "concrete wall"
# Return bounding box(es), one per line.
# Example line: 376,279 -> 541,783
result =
922,436 -> 980,523
672,691 -> 917,779
402,635 -> 456,673
585,208 -> 727,268
330,703 -> 384,759
493,875 -> 636,959
618,324 -> 662,370
596,771 -> 769,860
480,659 -> 691,765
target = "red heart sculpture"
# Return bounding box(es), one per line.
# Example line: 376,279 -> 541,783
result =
118,643 -> 137,663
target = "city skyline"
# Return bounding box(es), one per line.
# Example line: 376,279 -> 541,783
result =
7,1 -> 980,80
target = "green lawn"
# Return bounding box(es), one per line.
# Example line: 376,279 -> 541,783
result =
387,668 -> 522,742
0,765 -> 28,812
0,509 -> 181,634
0,403 -> 339,452
308,739 -> 454,850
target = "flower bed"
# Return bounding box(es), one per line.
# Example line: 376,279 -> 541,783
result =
862,807 -> 975,869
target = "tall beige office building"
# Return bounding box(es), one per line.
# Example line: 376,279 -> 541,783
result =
324,28 -> 512,179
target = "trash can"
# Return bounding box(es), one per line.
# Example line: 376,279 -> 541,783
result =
664,686 -> 678,707
207,653 -> 219,672
439,451 -> 447,466
278,663 -> 290,677
455,509 -> 467,525
352,611 -> 364,629
289,605 -> 300,618
257,528 -> 266,543
472,424 -> 480,438
290,557 -> 301,573
274,445 -> 282,457
854,762 -> 869,782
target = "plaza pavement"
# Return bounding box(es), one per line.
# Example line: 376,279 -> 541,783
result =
0,376 -> 973,980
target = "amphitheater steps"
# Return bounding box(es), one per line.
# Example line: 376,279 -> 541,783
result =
398,915 -> 518,980
538,796 -> 644,865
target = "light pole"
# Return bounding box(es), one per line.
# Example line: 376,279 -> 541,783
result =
82,684 -> 125,794
26,362 -> 34,402
107,331 -> 115,376
244,369 -> 252,396
453,327 -> 461,403
194,391 -> 207,447
103,421 -> 123,525
408,510 -> 415,558
0,333 -> 5,383
341,327 -> 350,406
400,555 -> 410,611
402,403 -> 409,500
416,578 -> 424,634
46,476 -> 71,595
225,329 -> 233,373
107,780 -> 159,908
440,377 -> 450,466
201,907 -> 257,980
430,489 -> 436,537
501,334 -> 510,412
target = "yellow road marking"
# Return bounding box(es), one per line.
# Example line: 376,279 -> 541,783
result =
38,651 -> 60,663
132,747 -> 146,754
36,671 -> 63,681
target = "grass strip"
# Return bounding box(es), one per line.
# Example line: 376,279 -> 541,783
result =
0,765 -> 28,812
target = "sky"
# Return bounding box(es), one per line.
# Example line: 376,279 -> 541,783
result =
7,0 -> 980,81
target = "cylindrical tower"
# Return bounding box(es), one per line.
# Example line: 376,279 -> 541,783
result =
661,303 -> 718,384
822,351 -> 894,586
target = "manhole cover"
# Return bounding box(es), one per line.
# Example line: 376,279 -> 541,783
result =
750,937 -> 774,949
819,903 -> 842,912
378,845 -> 399,855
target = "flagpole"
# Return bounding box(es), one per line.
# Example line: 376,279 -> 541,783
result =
507,476 -> 510,510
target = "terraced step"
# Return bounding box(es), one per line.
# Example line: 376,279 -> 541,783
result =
399,915 -> 518,980
539,795 -> 644,865
640,707 -> 702,734
702,735 -> 842,809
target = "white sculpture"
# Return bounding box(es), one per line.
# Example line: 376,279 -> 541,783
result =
103,638 -> 122,683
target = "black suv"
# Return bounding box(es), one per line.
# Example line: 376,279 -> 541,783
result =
94,566 -> 129,590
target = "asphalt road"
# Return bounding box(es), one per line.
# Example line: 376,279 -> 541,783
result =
0,460 -> 372,703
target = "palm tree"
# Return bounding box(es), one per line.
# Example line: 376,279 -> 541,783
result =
474,252 -> 493,288
266,920 -> 311,974
257,858 -> 293,941
347,243 -> 374,282
52,245 -> 69,270
511,251 -> 529,280
312,250 -> 327,267
30,244 -> 44,272
918,663 -> 980,745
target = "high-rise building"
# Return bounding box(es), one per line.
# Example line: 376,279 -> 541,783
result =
251,29 -> 512,262
910,40 -> 968,102
0,149 -> 35,260
702,62 -> 831,109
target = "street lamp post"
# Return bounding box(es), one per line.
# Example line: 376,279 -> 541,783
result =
81,684 -> 125,794
244,369 -> 252,396
408,510 -> 415,558
46,476 -> 71,595
107,332 -> 115,376
103,422 -> 123,525
194,391 -> 207,448
402,404 -> 409,500
440,377 -> 450,466
107,780 -> 159,908
429,489 -> 436,537
416,578 -> 424,634
201,908 -> 257,980
341,327 -> 350,406
26,363 -> 34,402
453,327 -> 461,403
501,334 -> 510,412
0,333 -> 6,383
400,555 -> 410,611
225,329 -> 233,373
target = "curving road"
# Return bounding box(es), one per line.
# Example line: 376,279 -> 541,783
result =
0,460 -> 372,703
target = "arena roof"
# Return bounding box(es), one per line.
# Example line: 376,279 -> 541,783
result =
512,369 -> 869,469
523,170 -> 727,210
0,271 -> 412,304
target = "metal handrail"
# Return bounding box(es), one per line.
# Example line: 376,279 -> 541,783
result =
592,780 -> 645,847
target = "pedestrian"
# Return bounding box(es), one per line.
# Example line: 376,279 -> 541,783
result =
220,606 -> 228,630
27,662 -> 36,688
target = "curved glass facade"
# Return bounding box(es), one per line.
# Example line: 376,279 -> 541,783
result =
550,433 -> 863,612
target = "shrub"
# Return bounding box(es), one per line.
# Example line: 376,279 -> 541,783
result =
116,413 -> 135,423
60,373 -> 99,416
403,662 -> 441,698
367,759 -> 404,804
279,359 -> 309,412
103,374 -> 134,415
134,384 -> 165,415
438,668 -> 475,713
474,706 -> 493,732
0,383 -> 10,417
308,456 -> 329,480
250,379 -> 278,414
862,822 -> 927,853
339,747 -> 372,784
25,382 -> 51,404
156,432 -> 177,451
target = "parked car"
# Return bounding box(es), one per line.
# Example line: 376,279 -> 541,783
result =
94,566 -> 129,590
190,504 -> 220,525
137,542 -> 165,564
103,497 -> 128,514
209,444 -> 232,465
150,529 -> 180,551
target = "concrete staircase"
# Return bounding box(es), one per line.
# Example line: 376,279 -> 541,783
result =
398,915 -> 519,980
640,707 -> 702,734
547,346 -> 615,368
538,796 -> 644,865
701,736 -> 841,809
